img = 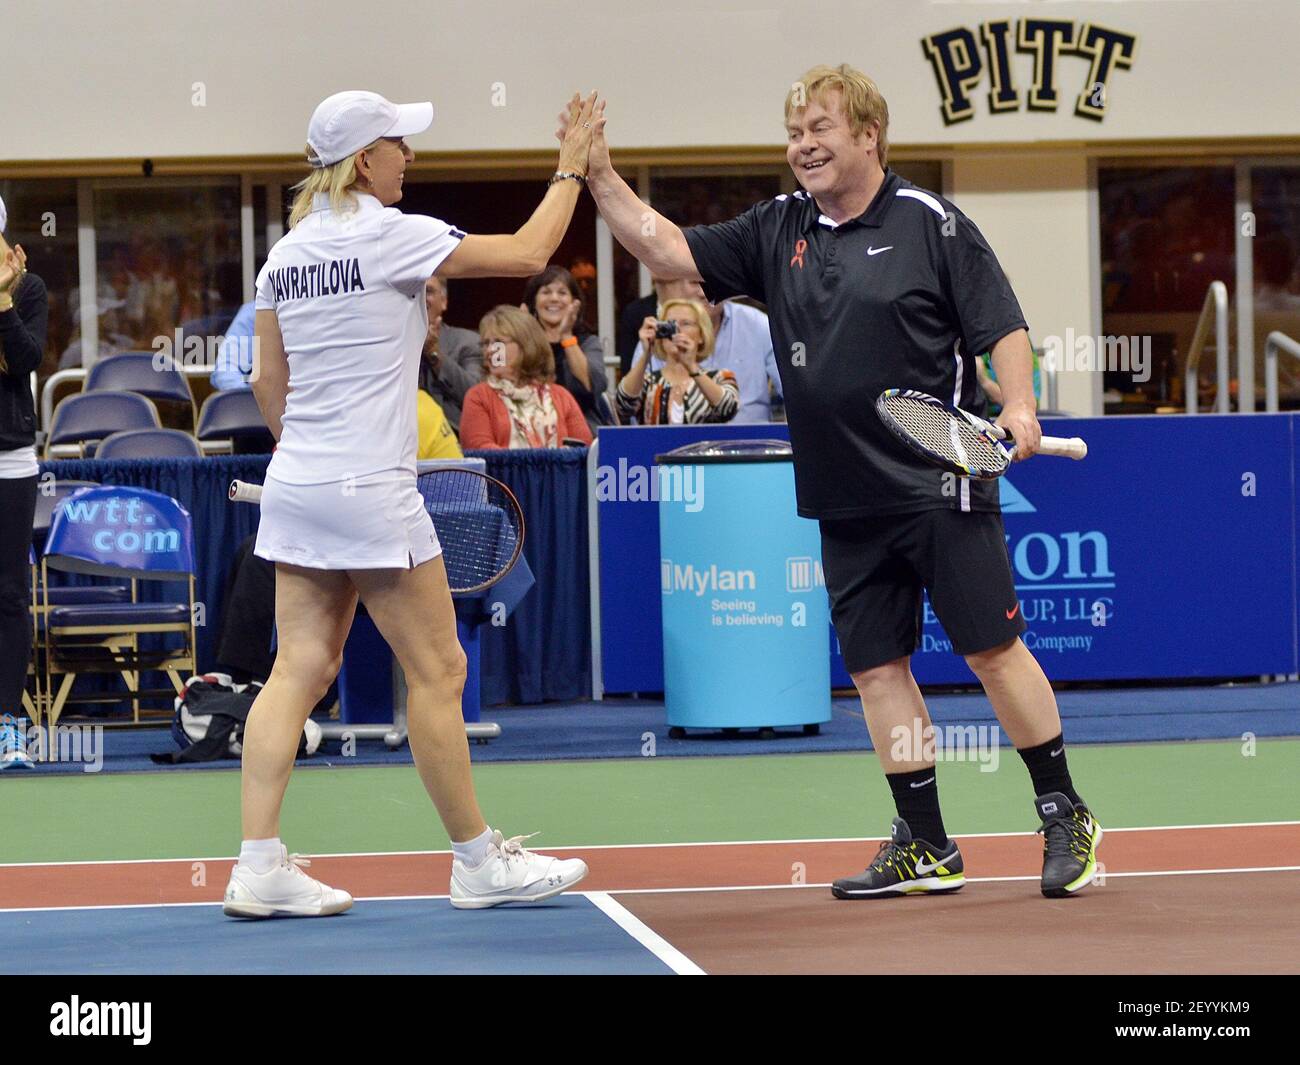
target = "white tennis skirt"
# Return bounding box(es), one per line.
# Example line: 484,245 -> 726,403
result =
253,473 -> 442,570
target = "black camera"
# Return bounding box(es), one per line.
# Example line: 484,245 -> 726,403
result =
653,319 -> 678,339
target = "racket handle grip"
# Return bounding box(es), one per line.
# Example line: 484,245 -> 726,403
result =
229,480 -> 264,503
1038,435 -> 1088,460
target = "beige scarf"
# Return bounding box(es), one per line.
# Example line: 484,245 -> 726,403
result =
488,377 -> 560,449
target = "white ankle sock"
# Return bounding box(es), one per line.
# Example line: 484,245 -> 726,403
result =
452,826 -> 493,868
239,838 -> 283,874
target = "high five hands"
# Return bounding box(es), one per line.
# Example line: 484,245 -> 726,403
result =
556,92 -> 609,180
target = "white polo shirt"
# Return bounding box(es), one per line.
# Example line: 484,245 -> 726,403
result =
254,192 -> 464,485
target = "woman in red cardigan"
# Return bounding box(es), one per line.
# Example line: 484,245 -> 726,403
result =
460,305 -> 594,449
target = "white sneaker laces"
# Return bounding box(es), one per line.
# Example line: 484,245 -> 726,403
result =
496,832 -> 539,867
282,853 -> 313,876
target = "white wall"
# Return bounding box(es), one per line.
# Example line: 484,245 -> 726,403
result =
950,153 -> 1097,414
6,0 -> 1299,162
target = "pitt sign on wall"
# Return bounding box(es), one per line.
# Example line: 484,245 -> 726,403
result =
922,19 -> 1138,124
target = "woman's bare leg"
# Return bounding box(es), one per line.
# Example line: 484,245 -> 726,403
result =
240,563 -> 357,840
349,557 -> 485,842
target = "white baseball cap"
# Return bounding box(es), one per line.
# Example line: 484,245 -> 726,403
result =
0,194 -> 7,234
306,90 -> 434,169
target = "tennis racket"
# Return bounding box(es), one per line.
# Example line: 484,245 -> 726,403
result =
876,389 -> 1088,480
229,469 -> 525,594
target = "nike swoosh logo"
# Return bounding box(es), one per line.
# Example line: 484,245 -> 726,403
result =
915,853 -> 952,875
867,245 -> 893,256
909,776 -> 935,789
1050,747 -> 1064,758
1006,603 -> 1020,619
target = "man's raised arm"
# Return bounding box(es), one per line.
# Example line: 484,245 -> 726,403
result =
564,99 -> 702,281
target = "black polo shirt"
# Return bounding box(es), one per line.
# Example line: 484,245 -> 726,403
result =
683,168 -> 1027,519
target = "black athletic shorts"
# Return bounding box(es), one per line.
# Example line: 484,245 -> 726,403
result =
819,508 -> 1026,674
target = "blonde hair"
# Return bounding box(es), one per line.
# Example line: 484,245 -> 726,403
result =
785,64 -> 890,167
658,299 -> 715,360
478,305 -> 556,385
287,140 -> 380,228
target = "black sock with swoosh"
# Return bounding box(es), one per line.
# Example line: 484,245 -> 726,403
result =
1017,733 -> 1082,806
887,768 -> 948,849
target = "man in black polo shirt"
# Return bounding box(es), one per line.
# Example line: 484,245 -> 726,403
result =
578,64 -> 1102,899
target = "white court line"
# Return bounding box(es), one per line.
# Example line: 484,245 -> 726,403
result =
3,865 -> 1297,915
585,892 -> 706,975
602,865 -> 1300,895
3,820 -> 1297,869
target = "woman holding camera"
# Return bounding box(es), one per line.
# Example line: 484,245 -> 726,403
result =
0,198 -> 48,724
616,297 -> 738,424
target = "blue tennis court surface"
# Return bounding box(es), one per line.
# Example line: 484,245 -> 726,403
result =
0,895 -> 678,975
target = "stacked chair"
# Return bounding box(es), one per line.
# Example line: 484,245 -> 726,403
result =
43,351 -> 270,459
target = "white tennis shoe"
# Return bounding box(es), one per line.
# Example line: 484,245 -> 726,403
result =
223,847 -> 353,918
450,831 -> 588,909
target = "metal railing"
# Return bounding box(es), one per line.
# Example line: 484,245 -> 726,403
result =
1265,331 -> 1300,413
1185,281 -> 1230,414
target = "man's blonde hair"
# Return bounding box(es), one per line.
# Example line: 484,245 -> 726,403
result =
659,298 -> 715,360
785,64 -> 890,167
287,141 -> 380,228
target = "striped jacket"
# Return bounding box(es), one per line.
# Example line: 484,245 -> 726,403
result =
616,367 -> 740,425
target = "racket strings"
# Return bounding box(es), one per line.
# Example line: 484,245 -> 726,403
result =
882,395 -> 1007,473
416,471 -> 522,592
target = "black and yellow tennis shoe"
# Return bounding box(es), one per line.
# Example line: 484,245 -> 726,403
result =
831,817 -> 965,899
1034,792 -> 1103,898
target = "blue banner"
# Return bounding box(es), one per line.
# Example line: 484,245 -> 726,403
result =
44,486 -> 195,580
597,415 -> 1300,692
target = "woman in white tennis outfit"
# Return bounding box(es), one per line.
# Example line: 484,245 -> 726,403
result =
223,89 -> 601,918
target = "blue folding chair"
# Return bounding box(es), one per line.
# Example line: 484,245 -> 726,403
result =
96,428 -> 203,460
45,391 -> 160,459
42,486 -> 196,726
85,352 -> 196,426
30,480 -> 132,727
195,389 -> 273,454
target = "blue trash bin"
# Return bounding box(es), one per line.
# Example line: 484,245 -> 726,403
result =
656,440 -> 831,735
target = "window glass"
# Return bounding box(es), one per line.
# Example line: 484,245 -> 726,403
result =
1099,166 -> 1235,412
0,179 -> 78,379
1251,165 -> 1300,409
68,180 -> 243,371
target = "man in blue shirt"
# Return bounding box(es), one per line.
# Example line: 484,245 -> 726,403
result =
630,279 -> 783,423
210,301 -> 256,390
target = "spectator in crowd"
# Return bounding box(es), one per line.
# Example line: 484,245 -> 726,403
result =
0,196 -> 47,721
210,300 -> 256,390
628,278 -> 782,423
460,305 -> 592,449
617,298 -> 739,424
521,265 -> 608,431
417,389 -> 463,459
977,348 -> 1042,415
57,298 -> 135,369
617,286 -> 658,373
418,276 -> 481,431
